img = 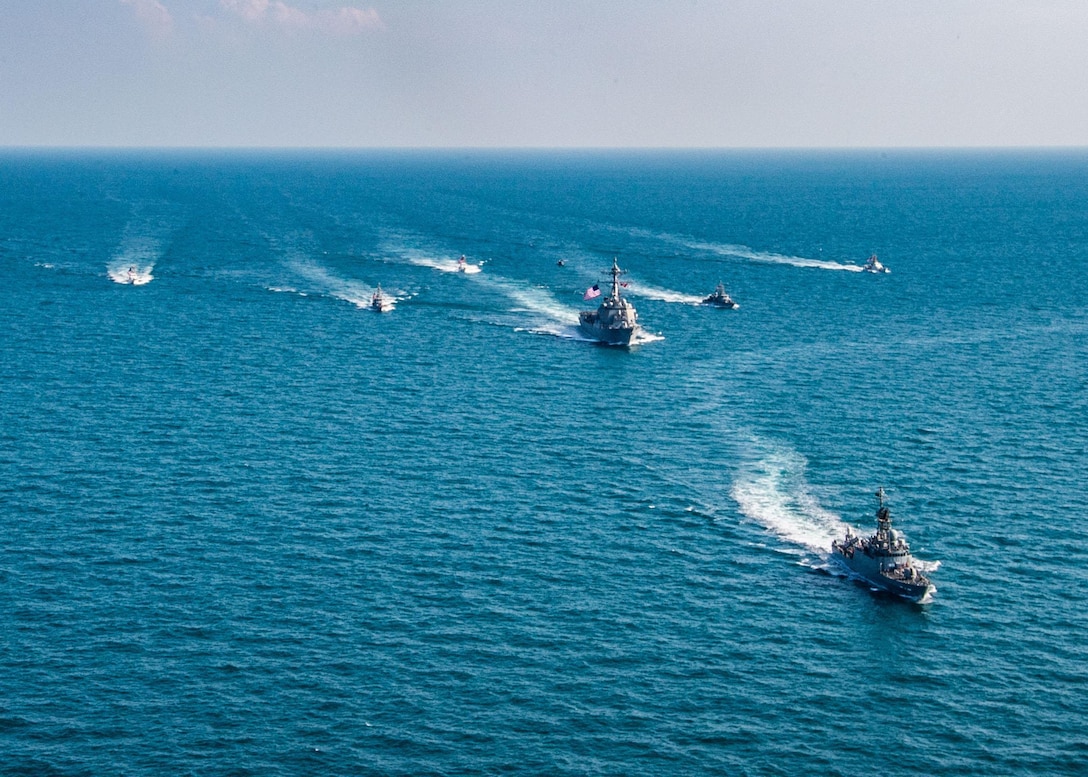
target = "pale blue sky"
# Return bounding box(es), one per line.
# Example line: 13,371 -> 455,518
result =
2,0 -> 1087,147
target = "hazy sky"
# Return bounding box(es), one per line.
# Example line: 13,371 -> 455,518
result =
2,0 -> 1087,147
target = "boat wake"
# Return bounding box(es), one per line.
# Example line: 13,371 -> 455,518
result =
267,286 -> 309,297
287,258 -> 389,309
688,240 -> 865,272
915,558 -> 942,574
107,234 -> 159,285
731,439 -> 847,558
107,204 -> 181,285
627,282 -> 704,305
631,330 -> 665,345
478,275 -> 586,340
403,251 -> 483,274
108,263 -> 155,285
691,240 -> 861,274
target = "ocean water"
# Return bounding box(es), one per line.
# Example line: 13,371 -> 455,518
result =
1,149 -> 1086,776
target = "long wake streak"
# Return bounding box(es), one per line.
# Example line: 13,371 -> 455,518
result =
623,226 -> 864,272
383,233 -> 583,338
474,275 -> 586,340
403,252 -> 483,274
288,257 -> 389,309
627,282 -> 704,305
687,240 -> 865,272
730,440 -> 847,555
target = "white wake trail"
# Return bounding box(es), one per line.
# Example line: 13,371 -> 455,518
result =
688,240 -> 865,272
107,203 -> 182,285
107,234 -> 159,285
731,440 -> 847,555
403,251 -> 483,274
476,275 -> 586,339
288,258 -> 386,309
627,282 -> 704,305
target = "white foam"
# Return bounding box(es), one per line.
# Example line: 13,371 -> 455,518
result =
631,330 -> 665,345
730,439 -> 847,554
107,205 -> 180,285
404,252 -> 483,274
107,233 -> 159,285
627,282 -> 704,305
687,240 -> 865,272
108,261 -> 155,285
496,281 -> 580,325
485,276 -> 597,342
288,257 -> 387,309
626,226 -> 864,272
516,323 -> 586,341
915,559 -> 942,574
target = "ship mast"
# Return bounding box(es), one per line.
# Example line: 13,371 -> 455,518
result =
875,486 -> 891,539
609,258 -> 623,301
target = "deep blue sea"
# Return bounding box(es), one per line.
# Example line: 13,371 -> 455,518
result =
1,149 -> 1087,776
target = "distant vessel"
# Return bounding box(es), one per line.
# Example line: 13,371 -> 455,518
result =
702,282 -> 739,309
578,258 -> 642,346
370,284 -> 394,313
831,488 -> 934,602
863,254 -> 890,273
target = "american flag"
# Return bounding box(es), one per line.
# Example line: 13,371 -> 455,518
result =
583,284 -> 601,300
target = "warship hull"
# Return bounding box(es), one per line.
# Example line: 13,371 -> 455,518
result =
578,313 -> 638,346
831,549 -> 932,602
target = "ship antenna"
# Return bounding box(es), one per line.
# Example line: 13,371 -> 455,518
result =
875,487 -> 891,534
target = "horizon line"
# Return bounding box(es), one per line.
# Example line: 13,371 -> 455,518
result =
2,144 -> 1087,153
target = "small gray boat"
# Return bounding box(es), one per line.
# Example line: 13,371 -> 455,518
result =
370,284 -> 394,313
862,254 -> 890,273
831,488 -> 934,602
702,281 -> 738,309
578,258 -> 642,346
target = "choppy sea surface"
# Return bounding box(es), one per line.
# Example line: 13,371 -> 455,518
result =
1,149 -> 1087,776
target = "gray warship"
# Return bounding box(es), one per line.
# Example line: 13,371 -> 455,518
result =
578,258 -> 642,346
702,281 -> 739,309
831,488 -> 934,602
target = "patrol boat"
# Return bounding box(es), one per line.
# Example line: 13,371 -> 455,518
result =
578,258 -> 642,346
862,254 -> 890,273
702,281 -> 739,309
370,284 -> 394,312
831,488 -> 934,602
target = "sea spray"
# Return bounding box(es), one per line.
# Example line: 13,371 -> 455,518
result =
731,438 -> 847,554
